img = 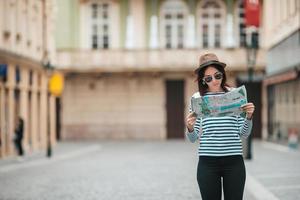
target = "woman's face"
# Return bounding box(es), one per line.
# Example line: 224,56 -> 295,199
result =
203,66 -> 223,91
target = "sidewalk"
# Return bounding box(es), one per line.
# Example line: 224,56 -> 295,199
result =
0,140 -> 299,200
245,140 -> 300,200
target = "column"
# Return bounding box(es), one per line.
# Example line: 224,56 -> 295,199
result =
19,68 -> 29,150
226,0 -> 235,48
187,0 -> 196,48
0,82 -> 5,156
261,82 -> 268,140
149,0 -> 158,49
131,0 -> 146,48
6,64 -> 16,155
49,95 -> 56,146
39,73 -> 48,148
0,1 -> 3,47
30,71 -> 38,150
125,0 -> 134,49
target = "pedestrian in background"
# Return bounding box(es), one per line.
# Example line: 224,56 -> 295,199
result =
186,53 -> 255,200
14,117 -> 24,157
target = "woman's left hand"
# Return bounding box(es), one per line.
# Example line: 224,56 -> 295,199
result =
241,103 -> 255,119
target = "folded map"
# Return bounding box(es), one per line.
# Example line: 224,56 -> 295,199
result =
191,85 -> 248,118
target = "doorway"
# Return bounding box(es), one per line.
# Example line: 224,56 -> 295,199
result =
236,79 -> 262,138
166,80 -> 185,139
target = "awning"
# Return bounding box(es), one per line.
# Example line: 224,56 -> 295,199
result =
263,69 -> 298,86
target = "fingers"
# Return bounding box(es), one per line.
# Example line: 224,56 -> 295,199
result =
241,103 -> 254,108
241,103 -> 255,110
186,120 -> 196,131
187,112 -> 197,118
186,117 -> 196,125
186,112 -> 197,128
241,103 -> 255,118
187,117 -> 196,122
186,113 -> 197,121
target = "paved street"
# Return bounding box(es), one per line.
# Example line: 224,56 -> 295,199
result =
244,141 -> 300,200
0,140 -> 299,200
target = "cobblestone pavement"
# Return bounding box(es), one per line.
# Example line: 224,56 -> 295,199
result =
0,140 -> 298,200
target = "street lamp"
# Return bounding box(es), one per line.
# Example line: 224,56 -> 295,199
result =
43,60 -> 54,158
43,60 -> 64,158
245,27 -> 258,160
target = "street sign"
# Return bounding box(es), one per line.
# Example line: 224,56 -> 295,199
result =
49,72 -> 64,96
245,0 -> 260,27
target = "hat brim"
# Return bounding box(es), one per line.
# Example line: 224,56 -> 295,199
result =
194,61 -> 226,74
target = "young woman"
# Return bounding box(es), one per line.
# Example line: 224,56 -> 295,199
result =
186,53 -> 255,200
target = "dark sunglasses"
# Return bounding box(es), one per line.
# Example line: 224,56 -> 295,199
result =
202,72 -> 223,83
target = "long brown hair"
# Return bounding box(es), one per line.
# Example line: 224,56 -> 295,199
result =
196,64 -> 230,96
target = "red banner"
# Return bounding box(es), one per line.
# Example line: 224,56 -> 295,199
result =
245,0 -> 260,27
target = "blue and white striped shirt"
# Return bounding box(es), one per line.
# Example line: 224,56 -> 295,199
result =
186,91 -> 253,157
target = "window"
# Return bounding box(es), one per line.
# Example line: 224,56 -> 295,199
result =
177,24 -> 184,48
165,25 -> 172,48
198,0 -> 224,48
237,0 -> 246,47
214,24 -> 220,47
90,2 -> 110,49
160,0 -> 188,49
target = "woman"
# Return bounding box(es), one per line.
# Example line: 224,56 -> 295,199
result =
186,53 -> 255,200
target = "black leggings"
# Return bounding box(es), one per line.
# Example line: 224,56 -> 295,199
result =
14,139 -> 24,156
197,155 -> 246,200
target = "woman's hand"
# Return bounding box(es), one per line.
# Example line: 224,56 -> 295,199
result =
241,103 -> 255,119
186,112 -> 197,132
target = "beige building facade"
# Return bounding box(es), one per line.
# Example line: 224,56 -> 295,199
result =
56,0 -> 266,140
262,0 -> 300,142
0,0 -> 57,158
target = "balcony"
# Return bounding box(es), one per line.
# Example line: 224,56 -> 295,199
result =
56,49 -> 266,73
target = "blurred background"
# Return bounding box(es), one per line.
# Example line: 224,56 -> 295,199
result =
1,0 -> 299,157
0,0 -> 300,199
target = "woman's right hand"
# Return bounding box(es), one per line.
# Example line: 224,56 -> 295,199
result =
186,112 -> 197,132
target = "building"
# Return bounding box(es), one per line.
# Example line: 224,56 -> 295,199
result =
0,0 -> 57,158
55,0 -> 266,140
262,0 -> 300,142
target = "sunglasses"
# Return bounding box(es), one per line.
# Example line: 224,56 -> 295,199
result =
202,72 -> 223,83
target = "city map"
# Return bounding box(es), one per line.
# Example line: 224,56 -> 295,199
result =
191,85 -> 248,118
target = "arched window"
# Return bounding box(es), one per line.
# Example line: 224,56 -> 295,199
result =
198,0 -> 225,48
89,1 -> 111,49
160,0 -> 188,49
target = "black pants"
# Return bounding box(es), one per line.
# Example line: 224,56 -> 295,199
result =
14,139 -> 24,156
197,155 -> 246,200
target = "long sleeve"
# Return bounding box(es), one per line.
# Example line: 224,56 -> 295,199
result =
237,116 -> 253,138
186,129 -> 199,143
186,118 -> 202,142
186,100 -> 202,143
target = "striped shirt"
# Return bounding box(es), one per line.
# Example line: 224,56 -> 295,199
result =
186,91 -> 253,157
